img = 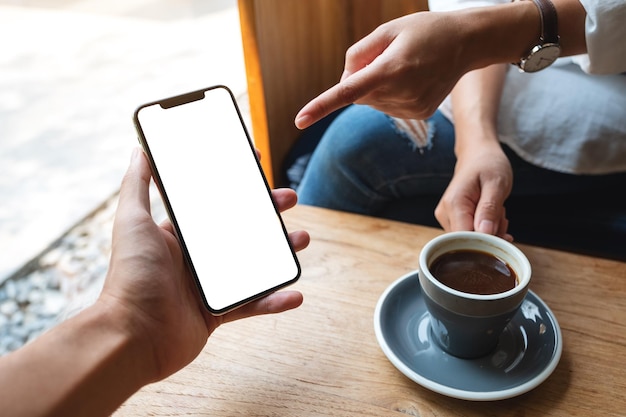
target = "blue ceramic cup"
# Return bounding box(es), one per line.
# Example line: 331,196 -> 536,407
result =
418,232 -> 532,358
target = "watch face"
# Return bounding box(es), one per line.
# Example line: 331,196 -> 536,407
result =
520,43 -> 561,73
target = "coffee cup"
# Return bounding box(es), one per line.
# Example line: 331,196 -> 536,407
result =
418,231 -> 532,358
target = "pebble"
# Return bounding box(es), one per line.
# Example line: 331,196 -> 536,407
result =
0,193 -> 116,356
0,183 -> 166,356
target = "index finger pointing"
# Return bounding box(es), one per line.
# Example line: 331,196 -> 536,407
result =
294,67 -> 383,129
294,83 -> 353,129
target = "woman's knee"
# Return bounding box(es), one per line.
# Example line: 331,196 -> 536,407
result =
316,105 -> 401,167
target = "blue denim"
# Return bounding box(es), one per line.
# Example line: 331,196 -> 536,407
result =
297,104 -> 626,228
298,105 -> 453,216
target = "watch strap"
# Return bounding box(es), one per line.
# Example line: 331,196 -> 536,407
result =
532,0 -> 559,44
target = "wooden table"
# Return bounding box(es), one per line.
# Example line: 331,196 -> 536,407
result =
115,205 -> 626,416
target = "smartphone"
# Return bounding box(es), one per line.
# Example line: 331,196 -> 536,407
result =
133,85 -> 301,315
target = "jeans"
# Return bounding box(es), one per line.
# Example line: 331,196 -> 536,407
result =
297,104 -> 626,232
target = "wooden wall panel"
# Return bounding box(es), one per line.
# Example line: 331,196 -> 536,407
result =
239,0 -> 429,186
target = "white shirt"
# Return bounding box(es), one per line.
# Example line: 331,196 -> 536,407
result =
429,0 -> 626,74
430,0 -> 626,174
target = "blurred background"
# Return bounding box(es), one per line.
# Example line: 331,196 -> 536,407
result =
0,0 -> 248,354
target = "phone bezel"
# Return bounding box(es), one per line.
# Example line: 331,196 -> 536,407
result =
132,85 -> 301,315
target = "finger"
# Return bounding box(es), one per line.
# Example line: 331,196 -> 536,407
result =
474,198 -> 505,236
220,291 -> 304,324
473,177 -> 510,236
294,64 -> 387,130
448,209 -> 475,232
438,196 -> 476,232
497,211 -> 514,242
159,219 -> 175,235
289,230 -> 310,252
500,228 -> 514,242
294,83 -> 355,130
271,188 -> 298,212
295,27 -> 395,130
341,28 -> 392,80
434,203 -> 451,232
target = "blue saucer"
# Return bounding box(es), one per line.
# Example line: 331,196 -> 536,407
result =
374,271 -> 562,401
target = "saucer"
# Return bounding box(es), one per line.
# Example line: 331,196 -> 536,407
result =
374,271 -> 562,401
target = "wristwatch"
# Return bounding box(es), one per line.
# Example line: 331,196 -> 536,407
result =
514,0 -> 561,73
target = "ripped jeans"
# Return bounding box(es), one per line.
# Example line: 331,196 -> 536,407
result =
296,104 -> 624,226
297,104 -> 455,225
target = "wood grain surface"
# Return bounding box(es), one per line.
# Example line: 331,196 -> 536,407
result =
237,0 -> 429,186
115,205 -> 626,416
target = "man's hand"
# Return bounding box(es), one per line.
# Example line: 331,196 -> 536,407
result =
100,148 -> 310,384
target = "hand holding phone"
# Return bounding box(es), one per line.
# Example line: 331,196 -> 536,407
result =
133,85 -> 301,315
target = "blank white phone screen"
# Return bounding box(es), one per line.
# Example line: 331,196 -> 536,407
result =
135,86 -> 300,314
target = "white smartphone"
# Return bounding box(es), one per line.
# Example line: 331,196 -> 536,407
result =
133,85 -> 301,315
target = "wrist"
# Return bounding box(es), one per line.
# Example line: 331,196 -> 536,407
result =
453,2 -> 543,70
53,302 -> 156,415
90,297 -> 160,384
454,131 -> 502,158
0,301 -> 155,417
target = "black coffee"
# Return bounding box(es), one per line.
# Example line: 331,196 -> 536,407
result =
429,249 -> 517,295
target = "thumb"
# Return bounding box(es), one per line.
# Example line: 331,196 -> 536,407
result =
117,148 -> 153,218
